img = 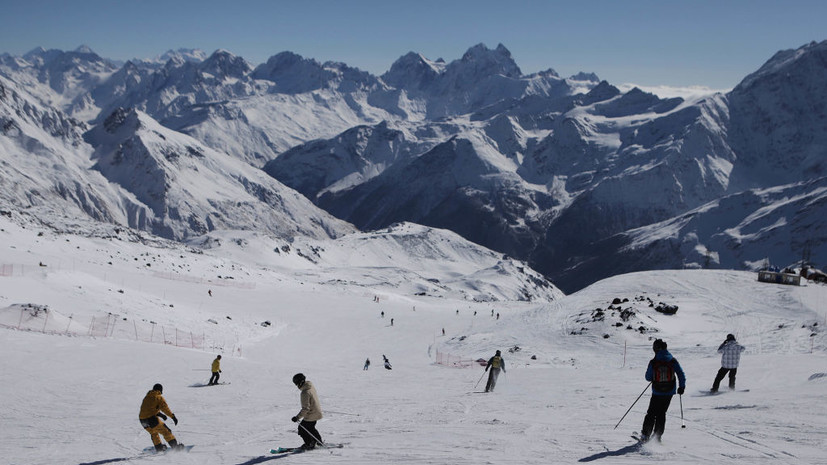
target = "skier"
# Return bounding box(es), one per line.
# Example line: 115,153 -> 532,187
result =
383,354 -> 392,370
209,355 -> 222,385
291,373 -> 323,450
484,350 -> 506,392
138,383 -> 183,452
640,339 -> 686,443
363,358 -> 370,370
711,334 -> 745,392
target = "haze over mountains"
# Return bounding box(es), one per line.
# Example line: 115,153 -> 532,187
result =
1,41 -> 825,292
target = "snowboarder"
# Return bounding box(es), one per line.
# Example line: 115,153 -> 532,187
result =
363,358 -> 370,370
209,355 -> 222,385
484,350 -> 506,392
383,354 -> 392,370
138,383 -> 183,452
291,373 -> 323,450
640,339 -> 686,443
711,334 -> 745,392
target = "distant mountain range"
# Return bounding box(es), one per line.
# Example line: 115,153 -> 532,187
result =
1,41 -> 825,293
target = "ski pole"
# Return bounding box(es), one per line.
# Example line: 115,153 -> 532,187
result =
614,382 -> 651,430
325,410 -> 360,417
474,370 -> 486,389
297,421 -> 327,447
680,394 -> 685,428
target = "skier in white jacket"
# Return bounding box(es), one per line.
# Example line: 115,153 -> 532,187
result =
711,334 -> 745,392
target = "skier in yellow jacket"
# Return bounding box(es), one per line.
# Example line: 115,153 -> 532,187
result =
209,355 -> 222,385
484,350 -> 506,392
290,373 -> 324,450
138,384 -> 183,452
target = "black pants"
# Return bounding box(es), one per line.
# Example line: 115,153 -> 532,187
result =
712,367 -> 737,390
298,420 -> 322,447
641,395 -> 673,439
209,371 -> 220,385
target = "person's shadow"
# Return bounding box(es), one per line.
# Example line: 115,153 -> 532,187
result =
578,443 -> 641,462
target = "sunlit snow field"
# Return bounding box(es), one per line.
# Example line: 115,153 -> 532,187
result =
1,217 -> 825,465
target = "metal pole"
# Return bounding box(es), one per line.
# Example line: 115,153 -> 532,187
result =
474,370 -> 487,389
614,382 -> 651,429
680,394 -> 686,428
297,421 -> 326,447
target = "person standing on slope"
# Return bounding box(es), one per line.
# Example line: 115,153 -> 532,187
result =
640,339 -> 686,443
484,350 -> 506,392
138,383 -> 183,452
209,355 -> 222,385
711,333 -> 745,392
383,354 -> 392,370
363,358 -> 370,370
291,373 -> 324,450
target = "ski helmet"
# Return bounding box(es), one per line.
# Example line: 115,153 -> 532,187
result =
153,383 -> 163,393
652,339 -> 667,352
726,333 -> 735,341
292,373 -> 306,387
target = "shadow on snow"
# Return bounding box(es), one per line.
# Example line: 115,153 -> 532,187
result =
578,443 -> 641,462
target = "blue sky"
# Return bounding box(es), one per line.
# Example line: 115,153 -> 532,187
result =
1,0 -> 825,89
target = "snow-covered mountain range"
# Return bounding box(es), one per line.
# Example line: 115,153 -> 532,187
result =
1,41 -> 825,292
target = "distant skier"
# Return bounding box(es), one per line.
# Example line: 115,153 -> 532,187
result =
484,350 -> 506,392
138,383 -> 183,452
383,354 -> 392,370
363,358 -> 370,370
640,339 -> 686,443
291,373 -> 323,450
711,334 -> 745,392
209,355 -> 222,385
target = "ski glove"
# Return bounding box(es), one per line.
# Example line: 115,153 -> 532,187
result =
677,387 -> 685,395
171,415 -> 179,425
291,416 -> 299,422
158,413 -> 167,420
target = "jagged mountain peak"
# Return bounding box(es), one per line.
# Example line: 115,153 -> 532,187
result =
734,39 -> 827,92
454,42 -> 522,78
199,49 -> 251,78
74,44 -> 96,55
158,48 -> 207,63
569,71 -> 600,82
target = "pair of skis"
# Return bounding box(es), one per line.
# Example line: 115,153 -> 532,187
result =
269,443 -> 344,455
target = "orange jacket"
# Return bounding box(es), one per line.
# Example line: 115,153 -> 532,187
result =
139,389 -> 174,420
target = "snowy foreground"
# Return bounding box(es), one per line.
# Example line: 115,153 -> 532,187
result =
1,218 -> 825,465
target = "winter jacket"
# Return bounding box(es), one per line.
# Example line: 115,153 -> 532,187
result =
295,380 -> 323,422
645,350 -> 686,396
139,389 -> 174,420
718,340 -> 745,369
212,358 -> 221,373
486,355 -> 506,372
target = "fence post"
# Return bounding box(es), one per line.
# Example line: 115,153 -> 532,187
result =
42,309 -> 49,332
162,326 -> 166,345
88,317 -> 94,336
150,323 -> 155,343
65,315 -> 73,335
108,315 -> 117,337
134,320 -> 139,340
17,308 -> 24,330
